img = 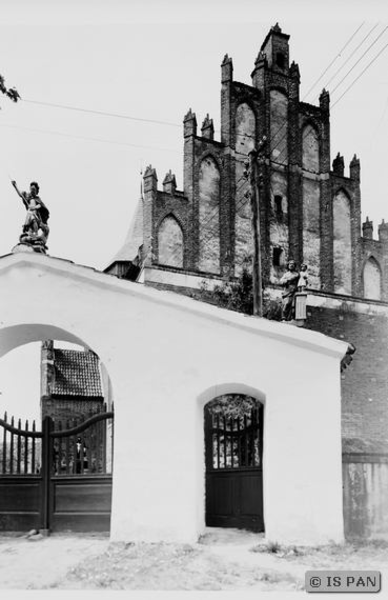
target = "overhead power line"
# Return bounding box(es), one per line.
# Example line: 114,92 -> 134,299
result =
23,99 -> 181,128
332,40 -> 388,108
270,27 -> 388,165
330,25 -> 388,95
318,23 -> 379,97
0,122 -> 180,153
303,22 -> 365,101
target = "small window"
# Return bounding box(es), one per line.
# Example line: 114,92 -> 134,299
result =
273,247 -> 283,267
276,52 -> 285,69
274,195 -> 283,216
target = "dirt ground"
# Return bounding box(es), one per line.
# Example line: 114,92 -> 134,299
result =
0,528 -> 387,592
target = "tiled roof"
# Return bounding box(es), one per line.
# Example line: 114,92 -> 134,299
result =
53,349 -> 103,397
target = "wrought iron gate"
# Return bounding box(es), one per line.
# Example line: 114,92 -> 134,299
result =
205,397 -> 264,532
0,407 -> 114,532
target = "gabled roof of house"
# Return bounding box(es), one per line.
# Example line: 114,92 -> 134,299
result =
53,348 -> 103,397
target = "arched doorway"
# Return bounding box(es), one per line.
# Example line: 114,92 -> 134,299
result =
204,394 -> 264,532
0,325 -> 114,534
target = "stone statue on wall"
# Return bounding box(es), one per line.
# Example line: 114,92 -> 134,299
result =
280,260 -> 299,321
11,180 -> 50,253
297,263 -> 308,291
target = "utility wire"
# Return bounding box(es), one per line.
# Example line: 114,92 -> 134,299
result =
332,40 -> 388,108
330,25 -> 388,95
0,122 -> 181,154
317,23 -> 379,98
5,22 -> 380,165
302,22 -> 365,101
23,99 -> 181,128
272,27 -> 388,164
273,25 -> 387,164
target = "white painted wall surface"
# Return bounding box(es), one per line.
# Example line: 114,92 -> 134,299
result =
0,252 -> 348,545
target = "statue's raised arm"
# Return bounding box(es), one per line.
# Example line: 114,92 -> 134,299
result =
11,180 -> 50,254
11,180 -> 29,210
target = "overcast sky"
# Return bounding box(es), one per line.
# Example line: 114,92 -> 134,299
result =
0,0 -> 387,421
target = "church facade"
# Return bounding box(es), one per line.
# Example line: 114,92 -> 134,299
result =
106,25 -> 388,538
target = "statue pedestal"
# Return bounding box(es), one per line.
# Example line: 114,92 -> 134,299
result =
12,242 -> 46,255
294,292 -> 307,326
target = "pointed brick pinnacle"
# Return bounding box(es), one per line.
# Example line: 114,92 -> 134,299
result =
144,165 -> 157,178
184,108 -> 196,121
163,170 -> 176,184
202,113 -> 213,127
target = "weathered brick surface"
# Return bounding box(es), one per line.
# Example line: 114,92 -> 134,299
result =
305,305 -> 388,452
136,24 -> 388,300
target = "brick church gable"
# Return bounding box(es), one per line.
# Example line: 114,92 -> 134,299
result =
104,24 -> 388,457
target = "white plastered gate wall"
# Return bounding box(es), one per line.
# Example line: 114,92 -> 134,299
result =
0,253 -> 348,545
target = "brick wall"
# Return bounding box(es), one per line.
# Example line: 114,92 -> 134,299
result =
305,304 -> 388,453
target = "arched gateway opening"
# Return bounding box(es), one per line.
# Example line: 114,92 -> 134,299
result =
204,394 -> 264,532
0,324 -> 114,534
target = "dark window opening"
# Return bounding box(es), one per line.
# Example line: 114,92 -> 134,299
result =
273,247 -> 283,267
274,195 -> 283,216
276,52 -> 285,69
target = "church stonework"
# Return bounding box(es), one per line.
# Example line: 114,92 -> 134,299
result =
108,24 -> 388,300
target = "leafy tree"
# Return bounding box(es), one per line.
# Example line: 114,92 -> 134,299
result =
0,74 -> 20,107
206,394 -> 258,418
197,255 -> 282,320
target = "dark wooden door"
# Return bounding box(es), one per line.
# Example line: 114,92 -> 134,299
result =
0,408 -> 114,533
205,398 -> 264,532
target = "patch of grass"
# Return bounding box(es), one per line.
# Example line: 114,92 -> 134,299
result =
261,571 -> 280,582
257,569 -> 300,587
289,545 -> 305,556
250,541 -> 282,554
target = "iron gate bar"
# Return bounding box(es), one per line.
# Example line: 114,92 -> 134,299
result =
0,414 -> 42,476
10,417 -> 14,474
32,421 -> 37,473
24,421 -> 28,474
41,415 -> 53,531
50,412 -> 114,438
0,416 -> 43,438
244,414 -> 248,467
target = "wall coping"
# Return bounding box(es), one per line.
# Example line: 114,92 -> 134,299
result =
0,252 -> 349,361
